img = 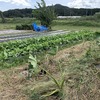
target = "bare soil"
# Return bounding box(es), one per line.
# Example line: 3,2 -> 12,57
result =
0,30 -> 32,35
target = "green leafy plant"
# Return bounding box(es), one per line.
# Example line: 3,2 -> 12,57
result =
48,46 -> 58,56
28,53 -> 65,99
41,66 -> 65,99
3,50 -> 8,60
28,54 -> 40,78
16,24 -> 33,30
44,49 -> 65,99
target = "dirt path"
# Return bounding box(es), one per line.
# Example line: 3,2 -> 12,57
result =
0,30 -> 31,35
0,41 -> 91,100
0,30 -> 69,42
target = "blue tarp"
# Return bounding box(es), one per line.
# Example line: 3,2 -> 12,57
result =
32,23 -> 48,32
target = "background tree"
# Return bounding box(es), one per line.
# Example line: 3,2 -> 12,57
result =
0,11 -> 6,23
94,12 -> 100,19
32,0 -> 56,29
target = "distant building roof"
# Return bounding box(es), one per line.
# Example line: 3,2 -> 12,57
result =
57,16 -> 81,19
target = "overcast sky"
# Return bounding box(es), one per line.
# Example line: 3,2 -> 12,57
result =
0,0 -> 100,11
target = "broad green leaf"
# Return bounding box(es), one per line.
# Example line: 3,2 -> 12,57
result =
28,54 -> 37,68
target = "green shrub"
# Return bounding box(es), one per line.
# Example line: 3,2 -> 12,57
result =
94,12 -> 100,19
16,24 -> 33,30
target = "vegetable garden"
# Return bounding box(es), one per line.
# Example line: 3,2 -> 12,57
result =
0,31 -> 99,69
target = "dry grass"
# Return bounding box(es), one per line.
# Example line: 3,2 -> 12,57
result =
0,40 -> 99,100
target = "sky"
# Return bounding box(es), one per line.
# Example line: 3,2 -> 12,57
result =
0,0 -> 100,11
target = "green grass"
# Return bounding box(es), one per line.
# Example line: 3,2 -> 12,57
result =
53,19 -> 100,27
0,18 -> 100,31
0,23 -> 17,30
1,23 -> 100,32
52,25 -> 100,32
52,18 -> 100,31
0,18 -> 40,30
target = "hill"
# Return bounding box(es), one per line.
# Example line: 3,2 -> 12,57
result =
3,4 -> 100,18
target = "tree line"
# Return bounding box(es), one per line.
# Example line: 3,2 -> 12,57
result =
1,4 -> 100,18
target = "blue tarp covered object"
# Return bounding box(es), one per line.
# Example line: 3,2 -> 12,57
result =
32,23 -> 48,32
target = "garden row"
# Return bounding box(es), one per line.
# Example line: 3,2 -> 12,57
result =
0,31 -> 99,68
